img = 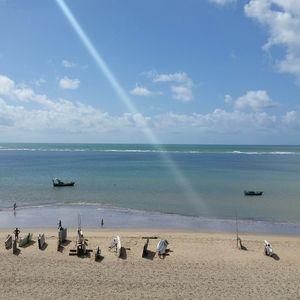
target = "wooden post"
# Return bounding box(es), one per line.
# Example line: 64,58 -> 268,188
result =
235,210 -> 239,249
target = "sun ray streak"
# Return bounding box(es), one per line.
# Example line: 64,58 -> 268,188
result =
55,0 -> 208,215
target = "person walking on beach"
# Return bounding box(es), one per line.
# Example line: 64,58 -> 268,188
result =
13,202 -> 17,211
13,227 -> 20,240
101,218 -> 104,228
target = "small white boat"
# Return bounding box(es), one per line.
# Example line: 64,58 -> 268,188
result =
264,240 -> 273,256
156,239 -> 169,255
110,236 -> 122,257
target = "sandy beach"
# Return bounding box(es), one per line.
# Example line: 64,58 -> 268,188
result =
1,229 -> 300,299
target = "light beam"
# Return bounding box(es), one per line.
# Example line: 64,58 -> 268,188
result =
55,0 -> 208,215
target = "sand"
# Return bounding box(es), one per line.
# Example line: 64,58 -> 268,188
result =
1,228 -> 300,299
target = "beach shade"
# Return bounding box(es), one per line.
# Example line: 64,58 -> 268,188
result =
38,234 -> 46,249
58,227 -> 67,244
19,233 -> 33,247
5,234 -> 12,250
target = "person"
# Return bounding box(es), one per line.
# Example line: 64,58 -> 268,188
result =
58,220 -> 62,229
101,218 -> 104,228
13,227 -> 20,240
13,203 -> 17,211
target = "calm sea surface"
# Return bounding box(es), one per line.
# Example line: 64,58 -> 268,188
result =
1,143 -> 300,223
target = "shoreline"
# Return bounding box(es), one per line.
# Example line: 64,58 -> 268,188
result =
1,204 -> 300,235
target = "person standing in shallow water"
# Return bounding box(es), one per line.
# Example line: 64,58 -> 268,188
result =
13,203 -> 17,211
101,218 -> 104,228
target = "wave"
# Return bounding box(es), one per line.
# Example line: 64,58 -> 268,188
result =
230,151 -> 298,155
0,144 -> 299,155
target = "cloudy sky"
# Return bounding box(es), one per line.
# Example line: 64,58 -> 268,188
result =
0,0 -> 300,144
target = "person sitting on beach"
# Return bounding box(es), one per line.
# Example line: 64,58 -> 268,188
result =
13,227 -> 20,240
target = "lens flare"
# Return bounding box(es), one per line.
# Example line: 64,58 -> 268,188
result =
55,0 -> 208,215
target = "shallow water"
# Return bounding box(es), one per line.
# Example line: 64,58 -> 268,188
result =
0,143 -> 300,224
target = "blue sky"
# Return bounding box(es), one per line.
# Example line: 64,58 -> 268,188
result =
0,0 -> 300,144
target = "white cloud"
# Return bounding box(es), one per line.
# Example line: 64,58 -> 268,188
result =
0,74 -> 154,135
62,59 -> 88,70
209,0 -> 236,6
245,0 -> 300,83
152,72 -> 189,83
32,78 -> 46,86
59,76 -> 80,89
0,75 -> 15,95
130,85 -> 152,97
62,59 -> 76,68
2,74 -> 300,143
153,110 -> 277,136
282,110 -> 300,129
234,90 -> 277,111
224,94 -> 233,104
150,71 -> 194,102
171,84 -> 193,102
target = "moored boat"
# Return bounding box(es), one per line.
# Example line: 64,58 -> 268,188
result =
52,178 -> 75,187
244,190 -> 263,196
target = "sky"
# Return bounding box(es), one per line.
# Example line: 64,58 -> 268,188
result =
0,0 -> 300,144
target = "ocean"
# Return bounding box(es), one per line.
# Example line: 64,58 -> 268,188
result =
1,143 -> 300,232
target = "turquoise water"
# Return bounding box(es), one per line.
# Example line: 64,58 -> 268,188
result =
0,143 -> 300,223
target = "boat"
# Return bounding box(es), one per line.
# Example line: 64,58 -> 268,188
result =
52,178 -> 75,187
156,239 -> 169,256
109,236 -> 122,257
264,240 -> 273,257
244,190 -> 263,196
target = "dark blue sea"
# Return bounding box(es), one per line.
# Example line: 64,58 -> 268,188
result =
1,143 -> 300,232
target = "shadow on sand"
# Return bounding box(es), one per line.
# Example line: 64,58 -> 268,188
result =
95,255 -> 104,263
272,253 -> 280,261
240,244 -> 248,251
13,247 -> 21,256
57,240 -> 72,252
143,250 -> 156,260
120,247 -> 127,260
39,242 -> 48,251
19,240 -> 36,248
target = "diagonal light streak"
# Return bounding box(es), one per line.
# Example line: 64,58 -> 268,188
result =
55,0 -> 208,214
